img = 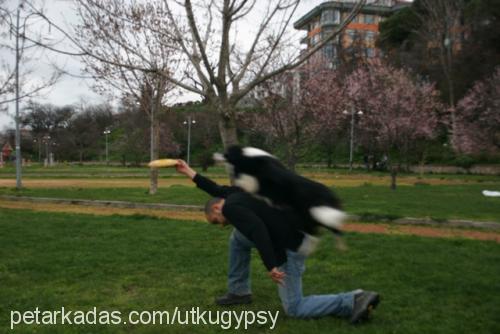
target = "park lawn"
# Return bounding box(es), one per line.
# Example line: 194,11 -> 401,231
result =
1,183 -> 499,222
1,163 -> 499,183
0,208 -> 499,334
338,183 -> 500,222
0,164 -> 226,179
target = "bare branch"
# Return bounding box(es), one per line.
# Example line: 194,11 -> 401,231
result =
234,0 -> 367,103
184,0 -> 218,85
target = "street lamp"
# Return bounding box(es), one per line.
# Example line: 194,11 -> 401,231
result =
51,141 -> 57,166
42,135 -> 50,167
33,138 -> 42,162
183,116 -> 196,165
12,1 -> 55,188
14,2 -> 22,188
343,108 -> 363,171
103,129 -> 111,165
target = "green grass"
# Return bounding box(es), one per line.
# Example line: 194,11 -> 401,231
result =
338,183 -> 500,222
0,209 -> 499,333
2,183 -> 499,222
0,185 -> 212,205
0,164 -> 227,179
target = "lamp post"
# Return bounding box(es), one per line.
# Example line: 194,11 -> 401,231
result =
12,0 -> 54,187
42,135 -> 50,167
51,141 -> 57,166
183,116 -> 196,165
14,2 -> 22,188
103,129 -> 111,165
33,138 -> 42,163
343,108 -> 363,171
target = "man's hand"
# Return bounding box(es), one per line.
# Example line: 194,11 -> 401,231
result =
268,267 -> 286,285
175,160 -> 197,179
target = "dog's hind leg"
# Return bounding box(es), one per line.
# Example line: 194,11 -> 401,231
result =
324,227 -> 348,251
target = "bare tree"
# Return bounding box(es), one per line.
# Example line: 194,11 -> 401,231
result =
73,1 -> 180,194
415,0 -> 466,134
21,0 -> 367,149
157,0 -> 367,147
31,0 -> 366,149
0,0 -> 61,106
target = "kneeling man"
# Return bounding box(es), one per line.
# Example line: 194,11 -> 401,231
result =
176,160 -> 379,323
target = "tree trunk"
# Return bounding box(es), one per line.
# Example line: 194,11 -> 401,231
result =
217,102 -> 239,148
419,150 -> 427,178
390,165 -> 398,190
285,146 -> 296,171
149,104 -> 160,195
218,118 -> 238,148
327,154 -> 332,169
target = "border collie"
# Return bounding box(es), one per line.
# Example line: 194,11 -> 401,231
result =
216,146 -> 346,251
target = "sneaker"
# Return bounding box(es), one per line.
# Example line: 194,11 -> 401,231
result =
215,293 -> 252,306
350,291 -> 380,324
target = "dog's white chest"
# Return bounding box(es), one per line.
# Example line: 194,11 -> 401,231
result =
234,173 -> 260,193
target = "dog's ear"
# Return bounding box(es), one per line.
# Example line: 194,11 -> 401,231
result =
213,152 -> 225,162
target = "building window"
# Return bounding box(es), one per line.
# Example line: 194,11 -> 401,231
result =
346,29 -> 356,38
321,28 -> 340,43
379,0 -> 394,6
322,43 -> 337,60
364,14 -> 375,24
310,19 -> 320,31
321,9 -> 340,24
365,31 -> 376,42
311,33 -> 321,45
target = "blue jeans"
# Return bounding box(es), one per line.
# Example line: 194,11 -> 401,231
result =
227,229 -> 356,318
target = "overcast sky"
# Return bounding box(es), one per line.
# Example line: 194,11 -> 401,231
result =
0,0 -> 390,131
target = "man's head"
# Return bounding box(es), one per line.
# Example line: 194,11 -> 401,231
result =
204,197 -> 227,226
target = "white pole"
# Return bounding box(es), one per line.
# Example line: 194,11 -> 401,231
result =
349,108 -> 354,171
15,3 -> 22,188
187,116 -> 192,165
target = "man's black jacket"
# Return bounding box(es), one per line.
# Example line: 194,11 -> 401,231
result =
193,173 -> 305,271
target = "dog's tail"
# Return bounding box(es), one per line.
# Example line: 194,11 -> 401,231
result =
309,206 -> 348,251
309,206 -> 346,230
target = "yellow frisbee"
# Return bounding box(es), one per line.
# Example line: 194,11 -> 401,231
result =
148,159 -> 179,168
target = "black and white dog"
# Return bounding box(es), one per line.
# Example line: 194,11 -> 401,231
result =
216,146 -> 346,252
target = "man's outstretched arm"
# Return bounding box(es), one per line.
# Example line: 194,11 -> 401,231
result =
175,160 -> 241,198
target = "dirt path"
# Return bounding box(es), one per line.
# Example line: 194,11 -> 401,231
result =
0,199 -> 204,221
1,199 -> 499,243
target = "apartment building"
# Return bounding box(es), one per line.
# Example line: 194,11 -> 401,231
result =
294,0 -> 411,64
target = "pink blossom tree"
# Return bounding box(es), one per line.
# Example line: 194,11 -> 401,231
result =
302,63 -> 350,167
347,60 -> 443,189
243,71 -> 312,170
244,58 -> 349,170
453,68 -> 500,157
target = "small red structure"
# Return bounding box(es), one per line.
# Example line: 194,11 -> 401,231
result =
2,143 -> 13,161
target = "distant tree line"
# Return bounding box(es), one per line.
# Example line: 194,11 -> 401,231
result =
0,99 -> 221,168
